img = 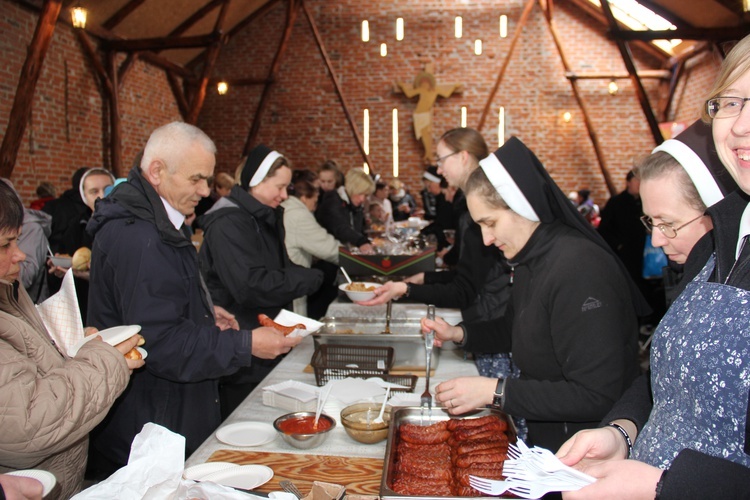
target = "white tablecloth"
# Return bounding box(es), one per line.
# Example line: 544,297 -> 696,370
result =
186,335 -> 478,465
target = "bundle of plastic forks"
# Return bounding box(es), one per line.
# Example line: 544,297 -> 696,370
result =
468,439 -> 595,498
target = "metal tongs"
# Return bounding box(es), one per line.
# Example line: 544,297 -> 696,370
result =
420,304 -> 436,420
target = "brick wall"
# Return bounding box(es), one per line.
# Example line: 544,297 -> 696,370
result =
198,0 -> 721,207
0,1 -> 181,202
1,0 -> 722,207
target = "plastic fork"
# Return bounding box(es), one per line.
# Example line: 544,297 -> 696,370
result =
507,482 -> 583,499
468,476 -> 511,496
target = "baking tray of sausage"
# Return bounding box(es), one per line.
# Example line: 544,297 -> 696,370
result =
380,407 -> 517,499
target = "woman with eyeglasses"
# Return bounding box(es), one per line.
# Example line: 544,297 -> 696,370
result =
559,35 -> 750,499
638,119 -> 738,307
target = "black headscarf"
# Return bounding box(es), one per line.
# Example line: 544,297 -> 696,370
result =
480,136 -> 651,316
652,119 -> 738,206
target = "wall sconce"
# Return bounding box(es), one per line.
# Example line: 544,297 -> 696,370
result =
455,16 -> 463,38
744,0 -> 749,12
562,111 -> 572,123
217,81 -> 228,95
396,18 -> 404,41
392,108 -> 399,178
380,43 -> 387,57
608,80 -> 619,96
499,15 -> 508,38
71,5 -> 87,29
498,106 -> 505,146
461,106 -> 467,128
362,20 -> 369,42
474,39 -> 483,55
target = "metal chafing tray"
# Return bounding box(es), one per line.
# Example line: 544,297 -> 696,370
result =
380,407 -> 517,500
313,317 -> 440,372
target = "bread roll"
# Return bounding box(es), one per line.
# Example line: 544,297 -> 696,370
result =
125,347 -> 142,360
72,247 -> 91,271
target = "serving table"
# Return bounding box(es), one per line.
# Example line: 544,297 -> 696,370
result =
186,334 -> 478,495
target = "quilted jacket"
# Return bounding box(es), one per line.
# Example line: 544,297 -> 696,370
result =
0,280 -> 130,498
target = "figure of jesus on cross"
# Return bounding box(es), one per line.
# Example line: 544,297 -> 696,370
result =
394,64 -> 463,163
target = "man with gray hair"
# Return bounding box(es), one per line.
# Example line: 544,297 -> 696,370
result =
85,122 -> 300,477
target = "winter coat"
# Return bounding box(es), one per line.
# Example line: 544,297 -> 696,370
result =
18,208 -> 52,302
597,189 -> 646,284
42,188 -> 92,256
199,186 -> 324,329
281,196 -> 340,269
0,280 -> 130,499
315,187 -> 369,246
462,221 -> 640,451
411,208 -> 510,324
603,190 -> 750,498
86,168 -> 255,469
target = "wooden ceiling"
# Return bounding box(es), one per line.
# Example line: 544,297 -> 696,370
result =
16,0 -> 747,69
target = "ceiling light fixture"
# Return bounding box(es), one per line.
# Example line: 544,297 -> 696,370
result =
396,18 -> 404,41
71,5 -> 87,29
380,43 -> 387,57
474,39 -> 482,55
455,16 -> 463,38
608,80 -> 619,95
563,111 -> 572,123
217,81 -> 228,95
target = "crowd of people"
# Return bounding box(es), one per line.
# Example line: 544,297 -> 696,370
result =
1,32 -> 749,500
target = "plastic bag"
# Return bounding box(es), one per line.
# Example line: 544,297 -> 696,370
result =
642,234 -> 668,279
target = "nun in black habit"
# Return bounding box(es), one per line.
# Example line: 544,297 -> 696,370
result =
422,137 -> 649,451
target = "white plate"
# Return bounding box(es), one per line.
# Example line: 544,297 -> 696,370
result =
70,325 -> 142,357
200,464 -> 273,490
136,347 -> 148,360
183,462 -> 239,481
273,309 -> 324,338
7,469 -> 56,496
215,422 -> 277,447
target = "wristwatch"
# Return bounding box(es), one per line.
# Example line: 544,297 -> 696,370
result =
491,378 -> 506,409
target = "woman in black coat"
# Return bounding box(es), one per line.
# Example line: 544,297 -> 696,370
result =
315,168 -> 375,253
199,145 -> 324,416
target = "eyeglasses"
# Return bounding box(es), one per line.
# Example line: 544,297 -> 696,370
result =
435,151 -> 460,167
706,97 -> 750,119
640,214 -> 705,239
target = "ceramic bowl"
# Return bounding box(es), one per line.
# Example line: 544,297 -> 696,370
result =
338,282 -> 381,302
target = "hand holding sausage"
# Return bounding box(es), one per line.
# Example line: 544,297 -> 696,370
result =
251,326 -> 302,359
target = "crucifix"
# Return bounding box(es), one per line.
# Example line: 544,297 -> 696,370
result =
394,63 -> 463,164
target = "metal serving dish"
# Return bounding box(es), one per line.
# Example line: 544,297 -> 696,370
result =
380,407 -> 517,499
313,317 -> 440,372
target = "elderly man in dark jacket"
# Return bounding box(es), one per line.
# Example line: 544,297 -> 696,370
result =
85,122 -> 299,477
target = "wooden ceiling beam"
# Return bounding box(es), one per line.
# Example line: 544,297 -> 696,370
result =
209,77 -> 268,86
168,0 -> 225,38
613,26 -> 750,42
104,32 -> 221,52
565,0 -> 671,60
566,70 -> 670,80
478,0 -> 536,131
166,71 -> 189,120
102,0 -> 147,31
186,0 -> 230,124
117,52 -> 140,86
229,0 -> 282,39
243,0 -> 299,155
601,0 -> 663,146
540,0 -> 617,196
0,0 -> 62,178
301,0 -> 373,171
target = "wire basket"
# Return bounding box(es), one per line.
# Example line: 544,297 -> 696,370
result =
311,344 -> 394,386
